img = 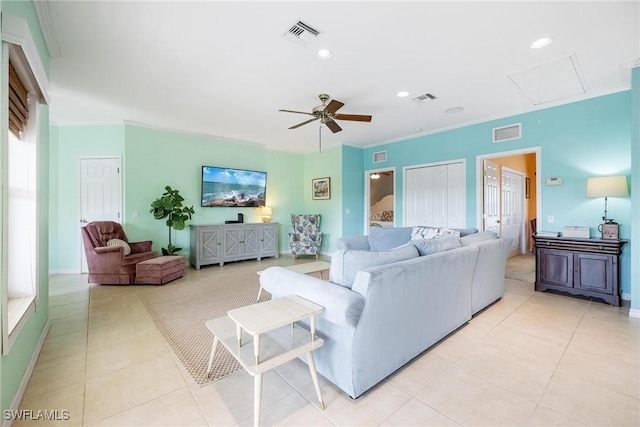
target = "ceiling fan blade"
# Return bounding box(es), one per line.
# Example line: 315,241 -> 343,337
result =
289,117 -> 320,130
334,114 -> 372,122
325,119 -> 342,133
324,99 -> 345,114
279,109 -> 314,116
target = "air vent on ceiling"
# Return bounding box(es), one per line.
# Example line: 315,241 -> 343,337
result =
493,123 -> 522,143
412,93 -> 437,104
373,151 -> 387,163
283,20 -> 320,47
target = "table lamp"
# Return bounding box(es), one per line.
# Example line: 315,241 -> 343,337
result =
586,175 -> 628,239
261,206 -> 272,223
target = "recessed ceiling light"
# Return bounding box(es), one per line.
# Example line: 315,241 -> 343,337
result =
316,48 -> 332,58
414,128 -> 423,132
445,107 -> 464,114
530,37 -> 553,49
397,91 -> 410,98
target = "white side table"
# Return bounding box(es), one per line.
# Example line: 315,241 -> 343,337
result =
206,295 -> 325,427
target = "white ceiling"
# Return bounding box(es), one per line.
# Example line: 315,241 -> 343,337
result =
44,1 -> 639,153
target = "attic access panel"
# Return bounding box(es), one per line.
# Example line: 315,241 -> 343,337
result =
508,55 -> 586,105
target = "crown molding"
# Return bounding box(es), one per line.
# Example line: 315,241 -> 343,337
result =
1,14 -> 51,104
33,0 -> 62,58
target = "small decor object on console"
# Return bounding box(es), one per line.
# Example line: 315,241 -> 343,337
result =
312,177 -> 331,200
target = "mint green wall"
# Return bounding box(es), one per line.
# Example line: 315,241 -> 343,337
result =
123,125 -> 307,258
363,91 -> 633,296
631,67 -> 639,312
52,125 -> 125,272
1,0 -> 50,415
342,145 -> 364,237
302,146 -> 343,253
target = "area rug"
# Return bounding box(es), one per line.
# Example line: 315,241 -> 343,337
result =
136,267 -> 271,386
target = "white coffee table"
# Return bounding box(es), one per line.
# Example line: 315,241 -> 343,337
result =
256,261 -> 330,301
205,295 -> 325,427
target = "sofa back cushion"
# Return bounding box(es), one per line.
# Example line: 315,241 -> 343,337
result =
368,227 -> 413,251
460,230 -> 497,245
330,243 -> 419,289
411,235 -> 462,256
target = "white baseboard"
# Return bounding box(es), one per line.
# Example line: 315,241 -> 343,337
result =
49,269 -> 81,275
629,308 -> 640,319
3,320 -> 51,427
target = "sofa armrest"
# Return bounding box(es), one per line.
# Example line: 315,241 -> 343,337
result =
129,240 -> 153,253
335,235 -> 370,250
260,266 -> 364,329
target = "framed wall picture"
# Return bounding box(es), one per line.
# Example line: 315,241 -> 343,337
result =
312,177 -> 331,200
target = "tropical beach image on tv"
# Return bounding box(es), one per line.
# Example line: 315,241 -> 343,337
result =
201,166 -> 267,207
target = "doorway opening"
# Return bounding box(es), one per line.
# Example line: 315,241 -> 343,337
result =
364,168 -> 395,233
476,147 -> 541,256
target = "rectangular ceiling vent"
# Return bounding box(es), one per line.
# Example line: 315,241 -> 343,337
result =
412,93 -> 437,104
493,123 -> 522,143
283,20 -> 320,47
373,151 -> 387,163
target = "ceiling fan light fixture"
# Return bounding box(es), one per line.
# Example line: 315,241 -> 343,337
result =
370,173 -> 380,180
530,36 -> 554,49
397,91 -> 410,98
316,48 -> 332,58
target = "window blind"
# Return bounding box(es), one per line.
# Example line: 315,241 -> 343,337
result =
8,61 -> 29,138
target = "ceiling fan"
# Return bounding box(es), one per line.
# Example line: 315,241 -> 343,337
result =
279,93 -> 372,134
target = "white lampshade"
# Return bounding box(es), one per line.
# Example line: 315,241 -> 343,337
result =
586,176 -> 629,198
261,206 -> 272,216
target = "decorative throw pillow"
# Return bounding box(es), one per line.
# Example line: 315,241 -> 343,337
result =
380,210 -> 394,222
412,235 -> 462,256
410,226 -> 439,240
330,244 -> 419,288
437,227 -> 461,238
107,238 -> 131,255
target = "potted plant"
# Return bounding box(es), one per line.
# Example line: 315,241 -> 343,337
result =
150,186 -> 195,255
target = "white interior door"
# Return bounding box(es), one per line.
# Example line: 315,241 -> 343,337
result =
502,168 -> 524,257
404,161 -> 465,228
80,157 -> 122,272
484,159 -> 501,235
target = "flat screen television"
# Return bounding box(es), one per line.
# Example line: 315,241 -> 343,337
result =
201,166 -> 267,207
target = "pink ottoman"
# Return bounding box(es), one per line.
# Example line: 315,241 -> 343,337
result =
135,256 -> 186,285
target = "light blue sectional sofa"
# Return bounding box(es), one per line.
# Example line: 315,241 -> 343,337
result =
259,227 -> 511,398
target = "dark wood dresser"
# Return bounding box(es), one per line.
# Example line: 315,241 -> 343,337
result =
533,235 -> 627,306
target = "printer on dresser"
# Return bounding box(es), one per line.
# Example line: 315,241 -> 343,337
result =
533,235 -> 627,306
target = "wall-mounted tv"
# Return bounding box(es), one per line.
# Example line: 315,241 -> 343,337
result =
201,166 -> 267,207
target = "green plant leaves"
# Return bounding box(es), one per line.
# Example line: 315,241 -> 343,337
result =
150,186 -> 194,255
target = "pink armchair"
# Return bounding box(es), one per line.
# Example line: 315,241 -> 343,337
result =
81,221 -> 157,285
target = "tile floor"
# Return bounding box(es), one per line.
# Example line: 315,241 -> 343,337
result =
13,254 -> 640,426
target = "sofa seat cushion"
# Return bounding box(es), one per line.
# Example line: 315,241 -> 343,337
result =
411,235 -> 462,256
330,243 -> 419,289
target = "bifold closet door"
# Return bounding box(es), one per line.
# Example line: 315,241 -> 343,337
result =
404,162 -> 465,228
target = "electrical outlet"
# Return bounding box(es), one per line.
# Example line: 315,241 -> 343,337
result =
345,209 -> 350,215
133,210 -> 139,218
548,215 -> 555,224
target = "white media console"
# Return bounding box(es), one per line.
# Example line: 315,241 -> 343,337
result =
189,223 -> 279,269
